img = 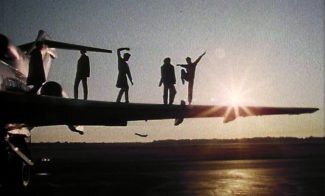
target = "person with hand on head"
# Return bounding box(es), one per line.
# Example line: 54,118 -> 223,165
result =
116,47 -> 133,103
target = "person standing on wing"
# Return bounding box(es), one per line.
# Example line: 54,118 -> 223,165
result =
116,47 -> 133,103
177,51 -> 206,104
27,41 -> 46,93
74,49 -> 90,100
159,57 -> 177,105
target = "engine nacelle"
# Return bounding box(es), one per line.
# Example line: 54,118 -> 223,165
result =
39,81 -> 63,97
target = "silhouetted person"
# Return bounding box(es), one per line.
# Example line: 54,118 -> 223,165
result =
159,57 -> 176,105
74,49 -> 90,100
27,41 -> 45,93
177,51 -> 206,104
116,47 -> 133,103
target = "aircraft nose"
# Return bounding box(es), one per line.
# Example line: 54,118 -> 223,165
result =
0,34 -> 9,59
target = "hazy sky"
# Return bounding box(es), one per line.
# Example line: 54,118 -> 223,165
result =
1,0 -> 324,142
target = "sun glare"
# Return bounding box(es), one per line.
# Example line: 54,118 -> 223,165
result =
216,64 -> 260,107
229,90 -> 242,107
223,84 -> 250,107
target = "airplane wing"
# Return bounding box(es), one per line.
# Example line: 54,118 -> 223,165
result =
0,91 -> 318,127
18,40 -> 112,53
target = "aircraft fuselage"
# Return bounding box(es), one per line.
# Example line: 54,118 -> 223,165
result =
0,62 -> 29,93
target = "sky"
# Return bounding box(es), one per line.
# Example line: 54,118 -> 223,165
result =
0,0 -> 324,142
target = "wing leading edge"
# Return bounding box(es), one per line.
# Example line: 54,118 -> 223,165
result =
0,91 -> 318,127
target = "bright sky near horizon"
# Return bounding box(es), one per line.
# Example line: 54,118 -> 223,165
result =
0,0 -> 324,142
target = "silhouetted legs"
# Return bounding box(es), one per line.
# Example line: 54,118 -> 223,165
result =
116,87 -> 129,103
74,78 -> 80,99
163,87 -> 168,105
181,69 -> 187,85
74,77 -> 88,100
181,69 -> 194,104
163,85 -> 176,105
82,79 -> 88,100
125,89 -> 129,103
188,80 -> 194,104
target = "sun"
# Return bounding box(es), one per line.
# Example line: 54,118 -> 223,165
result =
229,90 -> 242,107
223,66 -> 259,107
221,84 -> 256,122
221,82 -> 248,107
210,62 -> 264,108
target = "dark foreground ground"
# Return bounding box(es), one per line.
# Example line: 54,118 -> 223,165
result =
4,139 -> 325,195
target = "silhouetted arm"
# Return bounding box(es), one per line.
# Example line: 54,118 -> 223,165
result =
159,66 -> 163,87
177,64 -> 188,68
193,51 -> 206,65
117,47 -> 130,59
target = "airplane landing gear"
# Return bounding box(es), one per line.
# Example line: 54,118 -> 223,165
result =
0,133 -> 32,192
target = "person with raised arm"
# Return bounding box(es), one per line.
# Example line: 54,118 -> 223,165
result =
116,47 -> 133,103
177,51 -> 206,104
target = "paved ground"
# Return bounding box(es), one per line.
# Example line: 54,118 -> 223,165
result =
2,142 -> 325,195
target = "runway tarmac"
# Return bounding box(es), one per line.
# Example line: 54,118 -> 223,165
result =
26,141 -> 325,196
28,158 -> 325,196
1,140 -> 325,195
